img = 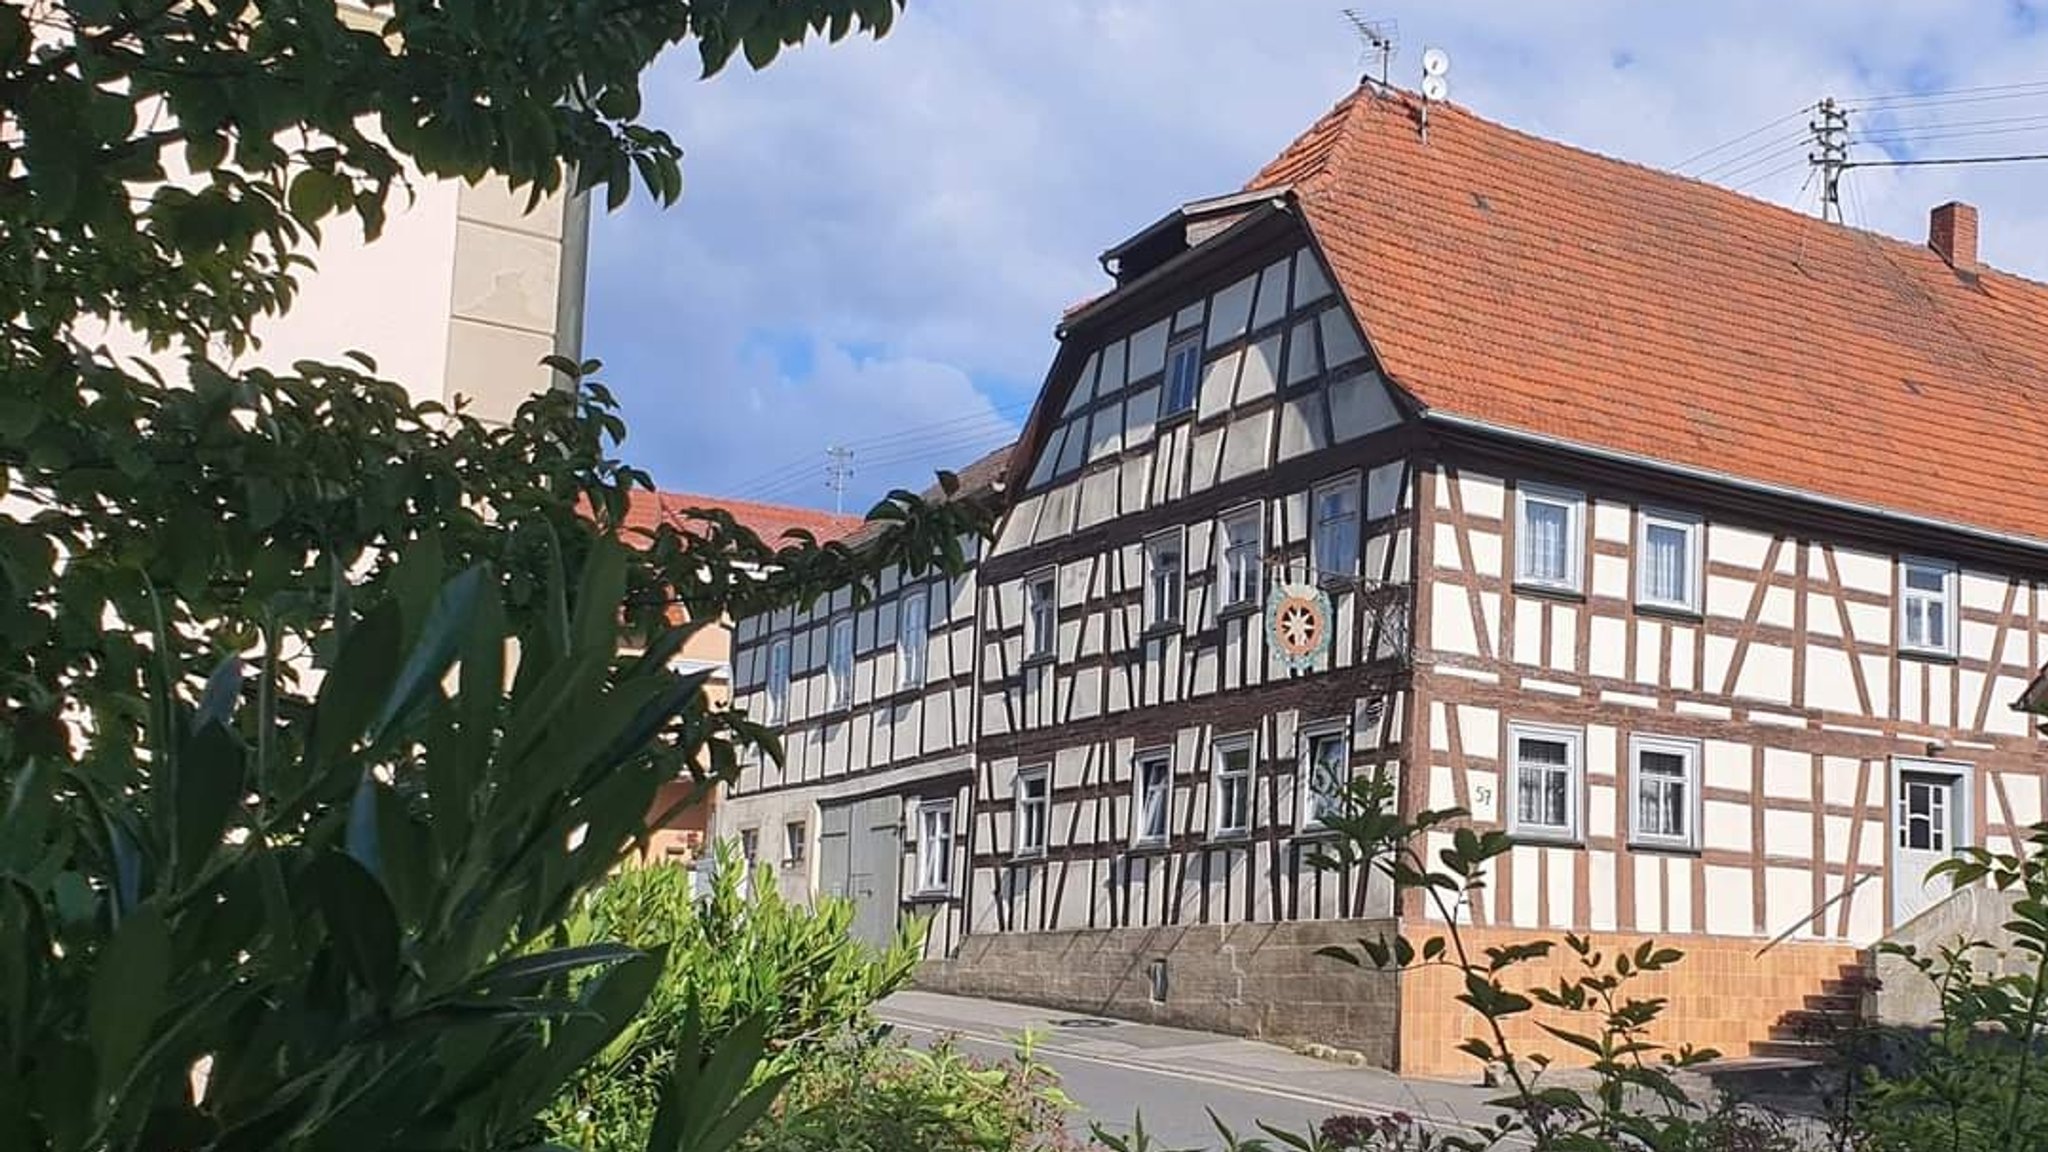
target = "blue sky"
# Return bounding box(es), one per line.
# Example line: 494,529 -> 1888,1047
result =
585,1 -> 2048,513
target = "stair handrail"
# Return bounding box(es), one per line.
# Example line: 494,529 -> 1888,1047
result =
1755,869 -> 1882,958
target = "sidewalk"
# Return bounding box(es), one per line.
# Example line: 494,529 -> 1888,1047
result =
878,989 -> 1505,1144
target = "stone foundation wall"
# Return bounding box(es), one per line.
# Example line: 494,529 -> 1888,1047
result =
1873,886 -> 2023,1026
1398,926 -> 1859,1077
916,919 -> 1401,1068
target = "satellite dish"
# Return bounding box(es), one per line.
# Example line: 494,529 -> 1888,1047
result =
1421,74 -> 1449,102
1421,46 -> 1451,77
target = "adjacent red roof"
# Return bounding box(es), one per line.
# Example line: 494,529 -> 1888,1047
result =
619,489 -> 864,546
1248,87 -> 2048,546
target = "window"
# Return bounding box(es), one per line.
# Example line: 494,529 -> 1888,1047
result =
1508,724 -> 1582,841
1025,569 -> 1057,659
917,800 -> 955,893
739,827 -> 760,864
827,616 -> 854,709
1299,726 -> 1351,829
1629,736 -> 1699,849
1898,774 -> 1951,852
784,820 -> 808,867
1162,336 -> 1202,417
898,589 -> 929,689
1900,558 -> 1957,656
1218,506 -> 1264,608
1514,484 -> 1584,593
1312,475 -> 1361,579
1145,530 -> 1184,628
765,637 -> 791,724
1132,752 -> 1172,847
1212,736 -> 1254,838
1635,510 -> 1702,613
1015,767 -> 1049,858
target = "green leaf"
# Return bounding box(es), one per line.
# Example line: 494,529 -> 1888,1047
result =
311,851 -> 402,1002
313,601 -> 403,764
366,565 -> 485,745
88,904 -> 171,1085
172,713 -> 246,880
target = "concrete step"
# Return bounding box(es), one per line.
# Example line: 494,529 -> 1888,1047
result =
1749,1038 -> 1835,1061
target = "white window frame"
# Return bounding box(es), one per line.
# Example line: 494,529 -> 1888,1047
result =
826,615 -> 854,710
1507,722 -> 1583,843
1311,473 -> 1362,580
1218,505 -> 1264,609
1131,750 -> 1173,848
1025,568 -> 1058,660
764,637 -> 791,724
1899,557 -> 1959,658
1628,734 -> 1701,851
1144,528 -> 1185,629
916,799 -> 955,895
1297,723 -> 1352,832
783,819 -> 808,869
1211,734 -> 1255,839
897,588 -> 929,690
1634,508 -> 1703,614
738,827 -> 760,865
1014,766 -> 1050,859
1513,483 -> 1585,594
1162,335 -> 1202,418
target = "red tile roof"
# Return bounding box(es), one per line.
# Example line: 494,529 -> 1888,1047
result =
619,489 -> 865,546
1248,87 -> 2048,547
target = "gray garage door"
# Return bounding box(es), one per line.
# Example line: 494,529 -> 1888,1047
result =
816,794 -> 903,948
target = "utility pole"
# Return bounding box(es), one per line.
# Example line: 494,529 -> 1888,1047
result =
825,445 -> 854,514
1810,97 -> 1849,223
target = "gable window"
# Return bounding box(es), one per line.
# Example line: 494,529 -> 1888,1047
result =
1162,336 -> 1202,418
1514,484 -> 1584,593
1025,568 -> 1058,660
1145,529 -> 1184,628
1508,723 -> 1582,842
917,800 -> 955,894
1015,767 -> 1049,858
827,616 -> 854,709
1212,735 -> 1254,838
1900,558 -> 1957,657
784,820 -> 808,868
1299,725 -> 1351,830
898,588 -> 929,689
1636,510 -> 1702,613
1218,506 -> 1264,609
1629,735 -> 1699,849
1132,752 -> 1172,847
765,637 -> 791,724
1312,475 -> 1361,579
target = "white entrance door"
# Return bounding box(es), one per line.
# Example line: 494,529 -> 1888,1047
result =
1893,767 -> 1966,926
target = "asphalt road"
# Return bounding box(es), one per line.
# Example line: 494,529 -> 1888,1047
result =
878,991 -> 1497,1149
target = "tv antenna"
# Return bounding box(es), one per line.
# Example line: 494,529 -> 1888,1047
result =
1342,11 -> 1398,93
825,445 -> 854,513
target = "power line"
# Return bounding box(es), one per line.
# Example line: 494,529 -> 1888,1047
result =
733,417 -> 1023,500
1690,127 -> 1812,179
743,423 -> 1015,502
1728,157 -> 1807,193
723,400 -> 1030,497
1673,104 -> 1814,172
1697,139 -> 1811,184
1849,78 -> 2048,107
1845,152 -> 2048,169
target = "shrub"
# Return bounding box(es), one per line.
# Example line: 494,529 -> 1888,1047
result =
543,847 -> 923,1149
746,1034 -> 1081,1152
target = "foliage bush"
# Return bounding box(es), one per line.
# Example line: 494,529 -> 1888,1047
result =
747,1033 -> 1081,1152
542,848 -> 922,1150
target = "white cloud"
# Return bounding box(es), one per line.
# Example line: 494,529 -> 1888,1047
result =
588,1 -> 2048,507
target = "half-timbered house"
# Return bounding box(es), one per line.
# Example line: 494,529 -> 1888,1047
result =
909,84 -> 2048,1075
723,447 -> 1010,954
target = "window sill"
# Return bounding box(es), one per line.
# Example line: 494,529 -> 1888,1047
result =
1508,830 -> 1584,848
1208,830 -> 1252,845
905,889 -> 953,905
1126,840 -> 1171,856
1293,824 -> 1341,841
1011,850 -> 1047,864
1899,646 -> 1959,665
1626,839 -> 1701,857
1633,602 -> 1703,624
1512,581 -> 1587,603
1217,600 -> 1260,621
1140,621 -> 1183,639
1022,652 -> 1057,670
1156,408 -> 1196,430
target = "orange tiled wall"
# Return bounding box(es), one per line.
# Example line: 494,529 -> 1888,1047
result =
1397,925 -> 1856,1077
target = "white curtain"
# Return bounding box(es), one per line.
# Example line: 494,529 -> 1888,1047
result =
1643,523 -> 1687,603
1522,502 -> 1568,581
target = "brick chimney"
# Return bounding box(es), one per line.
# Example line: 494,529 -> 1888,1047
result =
1929,201 -> 1979,272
